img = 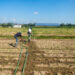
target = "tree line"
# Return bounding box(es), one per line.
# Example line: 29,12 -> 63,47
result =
22,23 -> 35,27
0,23 -> 13,27
0,23 -> 36,27
60,23 -> 75,27
0,23 -> 75,28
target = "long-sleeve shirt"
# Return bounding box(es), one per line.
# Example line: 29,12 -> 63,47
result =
14,32 -> 22,38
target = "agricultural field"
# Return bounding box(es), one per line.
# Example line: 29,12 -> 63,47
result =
0,27 -> 75,37
25,39 -> 75,75
0,39 -> 26,75
0,27 -> 75,75
0,27 -> 28,37
32,27 -> 75,36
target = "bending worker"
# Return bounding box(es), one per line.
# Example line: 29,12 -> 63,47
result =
27,27 -> 32,42
14,32 -> 22,47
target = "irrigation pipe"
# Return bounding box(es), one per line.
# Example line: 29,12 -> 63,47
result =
14,44 -> 23,75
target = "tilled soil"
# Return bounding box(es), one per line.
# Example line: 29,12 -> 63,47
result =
0,39 -> 26,75
0,39 -> 75,75
24,39 -> 75,75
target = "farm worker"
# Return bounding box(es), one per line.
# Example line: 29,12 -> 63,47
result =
14,32 -> 22,47
27,27 -> 32,42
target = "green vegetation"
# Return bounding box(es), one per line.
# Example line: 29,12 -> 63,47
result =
22,23 -> 35,27
0,26 -> 75,39
32,36 -> 75,39
0,23 -> 13,27
32,27 -> 75,36
59,23 -> 75,28
0,23 -> 36,28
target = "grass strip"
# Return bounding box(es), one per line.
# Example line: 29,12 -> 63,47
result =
32,35 -> 75,39
0,35 -> 75,39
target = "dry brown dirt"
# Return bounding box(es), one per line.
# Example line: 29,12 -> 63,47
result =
24,39 -> 75,75
0,39 -> 75,75
0,39 -> 26,75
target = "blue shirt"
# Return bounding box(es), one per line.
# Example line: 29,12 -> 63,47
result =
14,32 -> 22,38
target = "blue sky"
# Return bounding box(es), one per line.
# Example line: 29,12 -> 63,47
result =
0,0 -> 75,24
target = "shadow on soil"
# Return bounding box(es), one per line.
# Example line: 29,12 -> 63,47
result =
9,43 -> 16,47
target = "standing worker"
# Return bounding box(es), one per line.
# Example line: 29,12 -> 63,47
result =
27,27 -> 32,42
14,32 -> 22,47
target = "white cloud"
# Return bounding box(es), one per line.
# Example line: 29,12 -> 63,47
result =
34,11 -> 39,15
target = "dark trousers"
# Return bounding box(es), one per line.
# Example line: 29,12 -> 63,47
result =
28,33 -> 31,42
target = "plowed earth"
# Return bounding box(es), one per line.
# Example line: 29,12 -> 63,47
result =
0,39 -> 26,75
24,39 -> 75,75
0,39 -> 75,75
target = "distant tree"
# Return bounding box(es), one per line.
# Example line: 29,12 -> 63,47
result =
7,23 -> 13,27
0,23 -> 2,27
67,24 -> 72,28
22,24 -> 28,27
1,23 -> 7,27
28,23 -> 35,27
60,23 -> 65,27
67,24 -> 71,26
1,23 -> 13,27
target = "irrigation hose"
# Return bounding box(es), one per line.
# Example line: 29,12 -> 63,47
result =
21,47 -> 28,75
14,44 -> 23,75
